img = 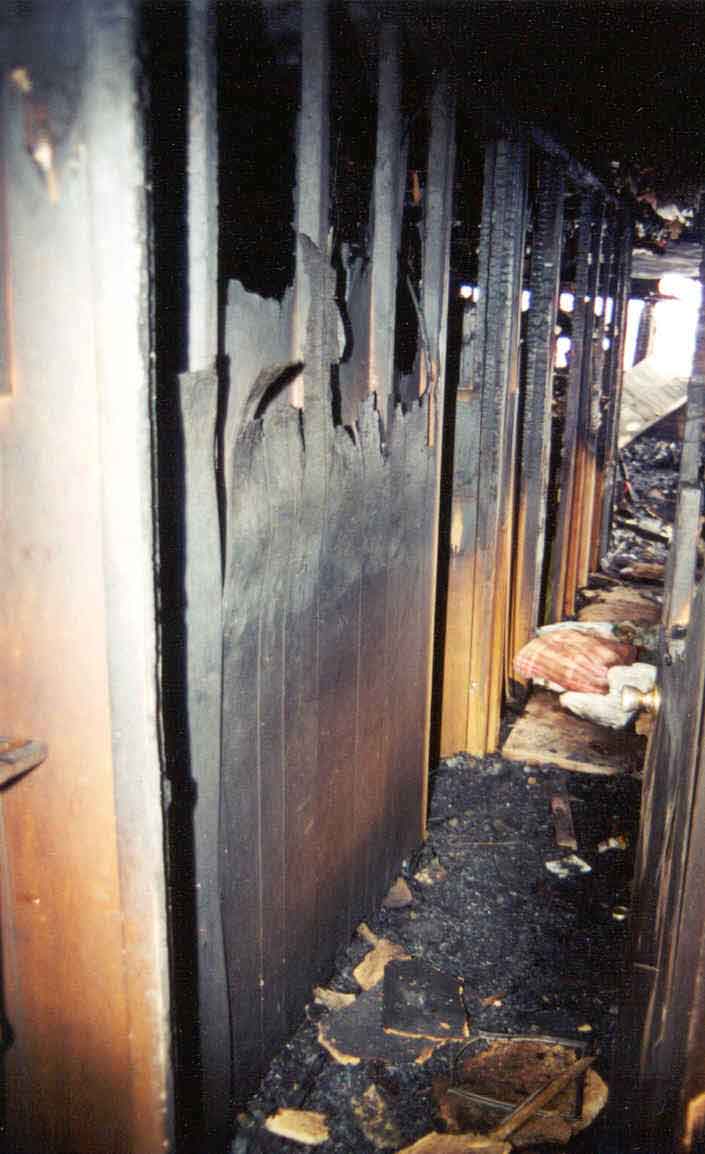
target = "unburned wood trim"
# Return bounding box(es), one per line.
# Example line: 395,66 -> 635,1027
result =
84,4 -> 172,1148
440,304 -> 481,755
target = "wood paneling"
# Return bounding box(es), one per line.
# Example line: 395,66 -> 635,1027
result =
440,303 -> 482,756
598,209 -> 632,561
0,3 -> 171,1150
441,137 -> 528,756
576,206 -> 615,587
510,154 -> 565,664
550,190 -> 603,621
178,368 -> 229,1139
612,241 -> 705,1150
215,26 -> 456,1102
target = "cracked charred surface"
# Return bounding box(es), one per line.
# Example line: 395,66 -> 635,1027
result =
234,755 -> 640,1153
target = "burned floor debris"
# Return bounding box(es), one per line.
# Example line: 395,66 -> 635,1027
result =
232,753 -> 640,1154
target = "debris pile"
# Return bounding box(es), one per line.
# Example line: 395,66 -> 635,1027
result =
512,429 -> 676,732
233,755 -> 639,1153
434,1039 -> 607,1149
602,434 -> 680,582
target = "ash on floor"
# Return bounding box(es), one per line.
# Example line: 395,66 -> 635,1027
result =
233,754 -> 641,1154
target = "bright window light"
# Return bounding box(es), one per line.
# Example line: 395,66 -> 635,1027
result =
651,276 -> 702,378
556,334 -> 571,369
658,273 -> 701,305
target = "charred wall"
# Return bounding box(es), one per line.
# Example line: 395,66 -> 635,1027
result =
174,4 -> 457,1121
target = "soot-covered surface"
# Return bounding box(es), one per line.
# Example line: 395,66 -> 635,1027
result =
232,754 -> 641,1153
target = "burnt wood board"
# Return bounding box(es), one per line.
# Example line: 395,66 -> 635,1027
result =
501,690 -> 646,776
382,958 -> 468,1041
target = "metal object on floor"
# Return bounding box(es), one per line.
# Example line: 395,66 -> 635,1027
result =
449,1031 -> 593,1125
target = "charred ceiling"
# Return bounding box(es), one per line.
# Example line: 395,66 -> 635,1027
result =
370,0 -> 705,206
220,0 -> 705,302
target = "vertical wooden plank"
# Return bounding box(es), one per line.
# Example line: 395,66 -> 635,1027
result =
353,397 -> 391,920
547,190 -> 594,621
259,406 -> 307,1064
383,410 -> 412,882
388,402 -> 438,859
284,0 -> 332,1028
633,294 -> 654,365
440,302 -> 481,754
221,1 -> 333,1097
510,153 -> 565,664
0,5 -> 164,1146
0,72 -> 11,396
178,369 -> 229,1142
368,21 -> 406,420
354,21 -> 404,911
82,4 -> 173,1149
315,421 -> 364,960
186,0 -> 218,373
589,211 -> 621,573
466,137 -> 528,754
443,143 -> 497,755
563,192 -> 603,613
291,0 -> 329,407
598,208 -> 632,561
280,349 -> 324,1042
420,71 -> 456,821
677,720 -> 705,1151
179,1 -> 228,1141
220,366 -> 307,1097
664,240 -> 705,633
220,409 -> 271,1093
380,72 -> 455,868
576,204 -> 614,587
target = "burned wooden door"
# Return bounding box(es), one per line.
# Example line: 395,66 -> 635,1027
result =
612,247 -> 705,1152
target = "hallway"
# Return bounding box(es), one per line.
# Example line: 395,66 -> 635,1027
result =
234,748 -> 640,1153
